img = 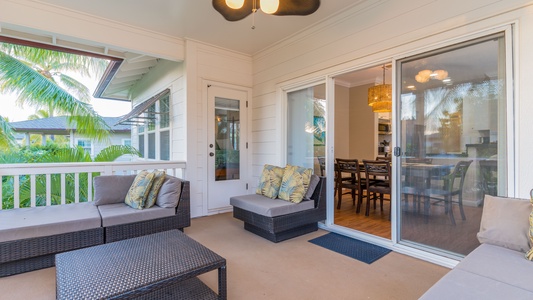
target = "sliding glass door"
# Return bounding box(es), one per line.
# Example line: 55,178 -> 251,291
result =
397,32 -> 509,257
286,84 -> 326,174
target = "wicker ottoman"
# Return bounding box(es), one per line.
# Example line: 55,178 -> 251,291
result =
56,230 -> 226,299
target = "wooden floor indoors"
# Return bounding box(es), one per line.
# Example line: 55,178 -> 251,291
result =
334,191 -> 391,239
333,189 -> 483,255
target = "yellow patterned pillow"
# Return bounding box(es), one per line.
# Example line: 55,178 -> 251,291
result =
256,165 -> 285,199
278,164 -> 313,203
145,170 -> 166,209
526,189 -> 533,260
125,170 -> 156,209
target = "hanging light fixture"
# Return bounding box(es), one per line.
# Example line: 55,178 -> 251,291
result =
225,0 -> 245,9
415,69 -> 448,83
260,0 -> 279,14
368,65 -> 392,113
213,0 -> 320,22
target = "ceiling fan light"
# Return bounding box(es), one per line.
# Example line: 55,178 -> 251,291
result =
260,0 -> 279,14
225,0 -> 245,9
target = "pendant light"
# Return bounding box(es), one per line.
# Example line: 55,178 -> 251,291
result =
368,65 -> 392,113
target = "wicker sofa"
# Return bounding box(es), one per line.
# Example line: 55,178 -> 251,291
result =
230,176 -> 326,242
0,175 -> 190,277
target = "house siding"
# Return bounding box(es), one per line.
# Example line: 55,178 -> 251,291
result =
185,40 -> 253,217
251,0 -> 533,198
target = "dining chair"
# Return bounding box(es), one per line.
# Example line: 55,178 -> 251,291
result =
363,160 -> 391,219
317,156 -> 326,176
423,160 -> 473,225
335,158 -> 367,213
479,159 -> 497,198
376,156 -> 392,162
402,157 -> 433,212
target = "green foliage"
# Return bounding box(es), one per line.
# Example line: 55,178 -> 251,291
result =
0,43 -> 111,143
1,145 -> 140,209
0,115 -> 16,150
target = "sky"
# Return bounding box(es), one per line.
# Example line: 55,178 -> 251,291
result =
0,72 -> 131,122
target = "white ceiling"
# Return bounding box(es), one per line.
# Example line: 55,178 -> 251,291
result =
37,0 -> 361,55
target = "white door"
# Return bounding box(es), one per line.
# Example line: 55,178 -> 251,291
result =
207,85 -> 249,213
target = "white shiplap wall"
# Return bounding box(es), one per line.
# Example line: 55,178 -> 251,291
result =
185,40 -> 253,217
251,0 -> 533,198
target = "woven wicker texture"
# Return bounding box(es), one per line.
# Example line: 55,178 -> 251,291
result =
0,228 -> 103,277
233,176 -> 326,242
56,230 -> 225,299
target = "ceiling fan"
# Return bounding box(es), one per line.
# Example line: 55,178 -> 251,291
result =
212,0 -> 321,22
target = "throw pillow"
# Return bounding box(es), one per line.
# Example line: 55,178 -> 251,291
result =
256,164 -> 285,199
93,175 -> 137,206
125,170 -> 156,209
156,176 -> 183,208
144,170 -> 166,209
477,194 -> 530,252
304,174 -> 321,200
278,164 -> 313,203
526,189 -> 533,260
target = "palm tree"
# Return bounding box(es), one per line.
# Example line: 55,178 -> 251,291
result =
0,115 -> 16,149
27,109 -> 51,120
2,145 -> 141,208
0,43 -> 111,142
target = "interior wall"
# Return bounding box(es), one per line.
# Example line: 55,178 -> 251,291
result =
334,84 -> 350,159
251,0 -> 533,198
349,83 -> 377,160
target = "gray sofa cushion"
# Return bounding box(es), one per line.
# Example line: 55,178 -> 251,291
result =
420,267 -> 533,300
98,203 -> 175,227
93,175 -> 136,206
0,202 -> 101,243
230,194 -> 315,217
156,175 -> 182,208
455,243 -> 533,292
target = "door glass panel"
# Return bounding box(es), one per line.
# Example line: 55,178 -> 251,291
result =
214,97 -> 240,181
287,84 -> 326,175
399,33 -> 508,257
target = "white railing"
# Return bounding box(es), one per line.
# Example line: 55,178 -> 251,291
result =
0,161 -> 186,210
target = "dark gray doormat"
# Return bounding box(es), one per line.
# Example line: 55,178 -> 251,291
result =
309,233 -> 391,264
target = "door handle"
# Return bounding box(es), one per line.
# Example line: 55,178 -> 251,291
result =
209,152 -> 214,157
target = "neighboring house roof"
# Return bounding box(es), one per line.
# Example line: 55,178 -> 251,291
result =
9,116 -> 131,135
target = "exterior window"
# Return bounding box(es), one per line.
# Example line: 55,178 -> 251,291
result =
122,139 -> 131,147
136,91 -> 171,160
160,131 -> 170,161
148,133 -> 156,159
76,139 -> 92,156
138,135 -> 145,157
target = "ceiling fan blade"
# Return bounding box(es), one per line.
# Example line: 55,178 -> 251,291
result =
273,0 -> 320,16
212,0 -> 253,21
212,0 -> 320,21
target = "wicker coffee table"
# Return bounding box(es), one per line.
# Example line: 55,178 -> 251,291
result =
56,230 -> 226,299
